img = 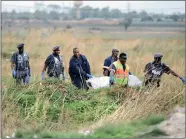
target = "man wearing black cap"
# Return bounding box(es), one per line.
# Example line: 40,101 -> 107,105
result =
144,53 -> 185,87
69,47 -> 92,89
109,53 -> 131,87
10,43 -> 31,85
103,48 -> 119,76
41,46 -> 65,80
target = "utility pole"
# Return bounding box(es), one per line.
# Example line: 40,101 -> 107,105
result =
126,2 -> 131,19
127,2 -> 130,14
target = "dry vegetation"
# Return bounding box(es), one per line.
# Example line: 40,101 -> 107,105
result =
2,26 -> 185,137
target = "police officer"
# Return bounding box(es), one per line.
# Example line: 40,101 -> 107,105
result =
41,46 -> 65,80
144,53 -> 185,87
103,48 -> 119,76
10,43 -> 31,85
69,47 -> 92,89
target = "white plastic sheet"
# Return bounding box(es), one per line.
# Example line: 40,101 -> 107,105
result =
86,76 -> 110,89
86,75 -> 142,89
128,75 -> 143,87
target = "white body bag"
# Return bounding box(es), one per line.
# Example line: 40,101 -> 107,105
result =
86,75 -> 142,89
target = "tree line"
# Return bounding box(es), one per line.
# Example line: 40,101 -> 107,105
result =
2,5 -> 185,22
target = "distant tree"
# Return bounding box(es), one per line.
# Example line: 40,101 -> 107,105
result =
141,16 -> 153,21
69,8 -> 77,19
2,12 -> 11,20
120,18 -> 132,31
49,11 -> 60,20
91,8 -> 100,18
156,18 -> 162,22
129,10 -> 138,18
100,7 -> 110,18
17,12 -> 33,20
80,6 -> 93,18
10,10 -> 17,20
110,9 -> 122,18
139,10 -> 148,18
152,13 -> 162,19
169,14 -> 179,22
33,10 -> 48,20
47,4 -> 61,12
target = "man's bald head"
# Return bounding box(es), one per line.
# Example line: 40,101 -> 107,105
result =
73,47 -> 80,58
112,48 -> 119,58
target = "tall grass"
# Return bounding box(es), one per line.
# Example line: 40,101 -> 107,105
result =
2,28 -> 185,137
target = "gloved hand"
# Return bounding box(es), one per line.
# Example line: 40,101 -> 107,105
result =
12,69 -> 16,78
87,74 -> 93,79
42,72 -> 45,80
109,76 -> 114,86
180,77 -> 186,84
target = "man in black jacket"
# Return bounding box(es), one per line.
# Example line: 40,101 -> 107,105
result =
69,47 -> 92,89
41,46 -> 65,80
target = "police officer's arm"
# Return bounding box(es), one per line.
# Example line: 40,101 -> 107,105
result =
10,53 -> 16,70
85,57 -> 91,74
103,58 -> 110,76
169,70 -> 181,78
109,64 -> 116,81
42,55 -> 51,72
11,62 -> 15,70
82,55 -> 91,74
60,56 -> 65,73
163,64 -> 181,78
42,64 -> 47,72
27,55 -> 31,70
144,63 -> 151,74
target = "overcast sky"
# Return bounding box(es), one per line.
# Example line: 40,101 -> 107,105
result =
2,1 -> 185,14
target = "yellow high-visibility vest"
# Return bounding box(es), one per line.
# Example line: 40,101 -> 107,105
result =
113,60 -> 130,86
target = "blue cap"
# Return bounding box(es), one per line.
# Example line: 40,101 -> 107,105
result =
17,43 -> 24,48
154,53 -> 163,58
53,46 -> 60,51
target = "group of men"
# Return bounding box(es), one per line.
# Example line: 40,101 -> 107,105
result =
10,43 -> 185,89
10,44 -> 92,89
103,48 -> 185,87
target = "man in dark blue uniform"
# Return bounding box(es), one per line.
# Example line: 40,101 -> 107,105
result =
10,43 -> 31,85
103,49 -> 119,76
69,47 -> 92,89
41,46 -> 65,80
144,53 -> 185,87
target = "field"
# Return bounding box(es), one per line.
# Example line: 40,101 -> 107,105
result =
2,21 -> 185,138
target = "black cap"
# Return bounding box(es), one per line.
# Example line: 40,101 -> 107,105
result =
154,53 -> 163,58
17,43 -> 24,49
53,46 -> 60,51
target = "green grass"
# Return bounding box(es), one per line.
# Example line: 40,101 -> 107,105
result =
3,77 -> 167,138
14,115 -> 165,138
2,77 -> 121,133
137,129 -> 167,138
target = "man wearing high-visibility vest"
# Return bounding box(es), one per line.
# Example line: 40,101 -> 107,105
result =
109,53 -> 131,87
